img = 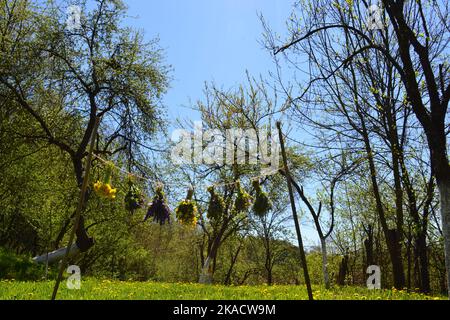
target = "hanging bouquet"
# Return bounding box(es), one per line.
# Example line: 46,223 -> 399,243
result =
233,181 -> 252,213
206,186 -> 225,221
145,184 -> 171,225
93,162 -> 117,200
125,180 -> 145,212
252,179 -> 272,217
175,188 -> 198,227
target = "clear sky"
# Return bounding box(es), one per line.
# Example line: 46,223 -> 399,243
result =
124,0 -> 291,121
123,0 -> 320,247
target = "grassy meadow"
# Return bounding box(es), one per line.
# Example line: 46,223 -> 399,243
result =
0,279 -> 445,300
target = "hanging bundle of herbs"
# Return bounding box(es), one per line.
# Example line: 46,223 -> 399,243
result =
124,179 -> 145,213
233,181 -> 252,213
145,184 -> 171,225
206,186 -> 225,221
175,188 -> 198,227
252,179 -> 272,217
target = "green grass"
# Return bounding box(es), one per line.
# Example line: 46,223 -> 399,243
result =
0,278 -> 446,300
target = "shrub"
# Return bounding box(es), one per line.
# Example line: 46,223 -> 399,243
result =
0,247 -> 48,281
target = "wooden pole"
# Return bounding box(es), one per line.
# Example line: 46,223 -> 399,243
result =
51,116 -> 101,300
276,121 -> 314,300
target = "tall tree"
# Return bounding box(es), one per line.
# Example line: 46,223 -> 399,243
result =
0,0 -> 168,254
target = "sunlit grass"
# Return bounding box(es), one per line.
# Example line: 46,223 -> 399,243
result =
0,279 -> 445,300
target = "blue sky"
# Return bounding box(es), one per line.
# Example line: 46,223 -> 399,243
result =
124,0 -> 292,121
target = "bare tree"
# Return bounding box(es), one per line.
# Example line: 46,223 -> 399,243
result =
263,0 -> 449,293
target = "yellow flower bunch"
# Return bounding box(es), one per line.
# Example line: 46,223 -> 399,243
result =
179,215 -> 198,228
94,181 -> 117,200
93,162 -> 117,200
175,188 -> 198,227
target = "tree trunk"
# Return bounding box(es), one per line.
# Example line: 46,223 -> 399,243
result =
265,259 -> 273,286
199,230 -> 223,284
320,238 -> 330,289
364,225 -> 375,267
71,157 -> 94,252
406,229 -> 412,290
386,229 -> 405,289
360,121 -> 405,289
224,245 -> 242,285
33,243 -> 80,264
264,237 -> 273,286
438,180 -> 450,298
337,254 -> 348,286
199,256 -> 213,284
266,266 -> 273,286
416,231 -> 431,293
